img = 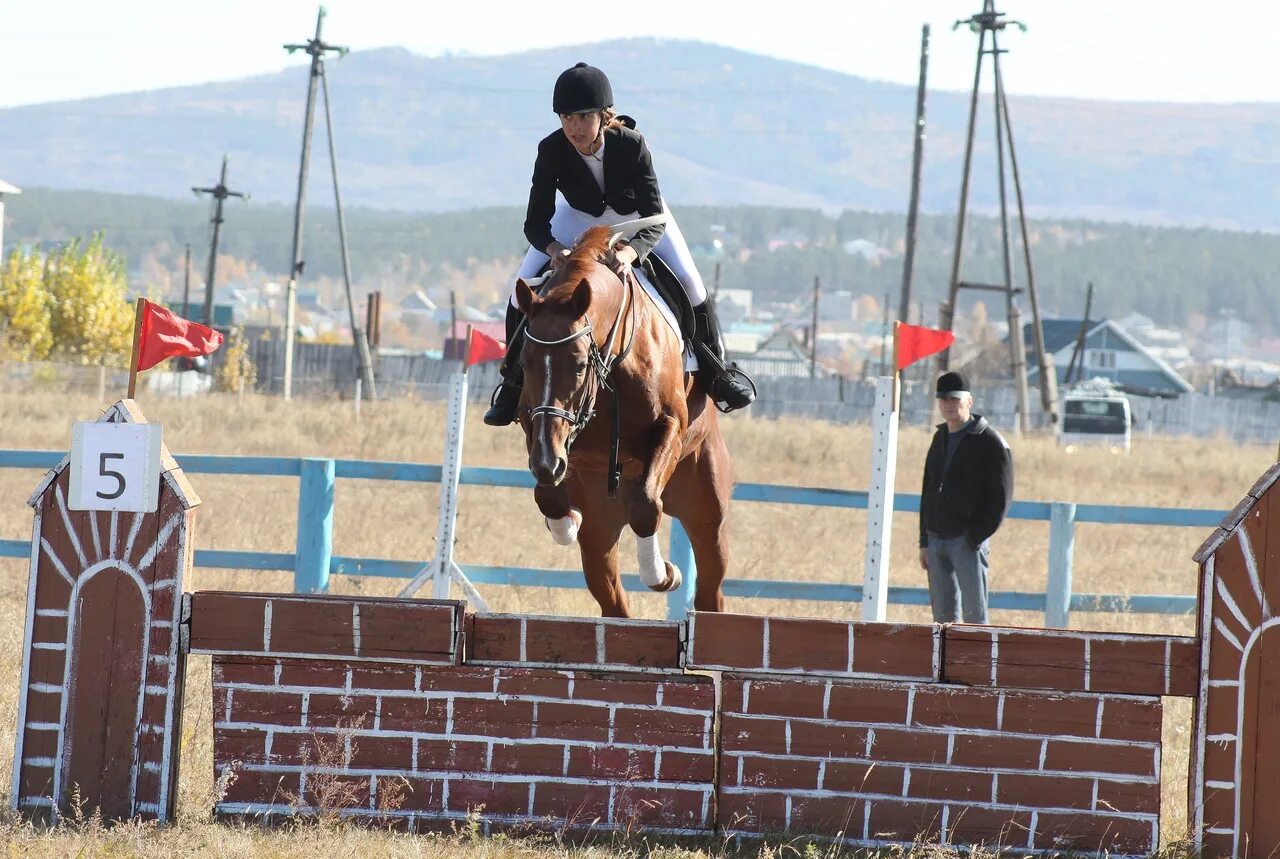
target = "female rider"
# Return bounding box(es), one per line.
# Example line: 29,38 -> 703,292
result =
484,62 -> 754,426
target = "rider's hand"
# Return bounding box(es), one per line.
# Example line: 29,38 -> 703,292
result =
612,243 -> 638,279
918,548 -> 929,571
547,243 -> 571,271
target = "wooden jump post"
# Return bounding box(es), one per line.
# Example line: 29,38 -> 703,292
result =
12,400 -> 198,822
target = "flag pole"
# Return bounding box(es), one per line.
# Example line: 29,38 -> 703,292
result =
891,320 -> 901,413
463,324 -> 474,377
126,297 -> 146,400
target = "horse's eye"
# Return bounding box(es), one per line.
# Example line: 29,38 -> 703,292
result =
575,363 -> 588,374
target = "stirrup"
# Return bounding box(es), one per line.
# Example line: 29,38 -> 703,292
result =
710,364 -> 756,413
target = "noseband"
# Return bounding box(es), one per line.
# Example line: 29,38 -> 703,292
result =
525,272 -> 636,495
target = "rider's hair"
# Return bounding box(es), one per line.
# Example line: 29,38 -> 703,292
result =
600,108 -> 624,131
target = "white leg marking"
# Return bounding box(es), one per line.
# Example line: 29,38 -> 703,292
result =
546,509 -> 583,546
637,534 -> 666,587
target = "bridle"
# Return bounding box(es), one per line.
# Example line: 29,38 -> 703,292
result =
525,270 -> 637,495
521,214 -> 666,496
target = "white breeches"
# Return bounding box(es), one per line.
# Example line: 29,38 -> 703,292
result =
511,198 -> 707,308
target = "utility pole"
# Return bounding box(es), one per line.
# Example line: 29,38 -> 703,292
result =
365,291 -> 382,353
192,155 -> 248,328
938,1 -> 1050,435
319,58 -> 376,398
181,244 -> 192,321
282,7 -> 347,400
809,275 -> 821,379
899,23 -> 930,324
1064,281 -> 1094,386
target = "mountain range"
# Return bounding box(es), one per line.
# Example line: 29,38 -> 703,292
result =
3,39 -> 1278,230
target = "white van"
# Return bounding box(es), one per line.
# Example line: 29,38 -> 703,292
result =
1058,379 -> 1132,453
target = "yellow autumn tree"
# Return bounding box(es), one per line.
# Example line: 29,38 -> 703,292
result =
214,327 -> 257,393
0,250 -> 54,360
45,236 -> 135,365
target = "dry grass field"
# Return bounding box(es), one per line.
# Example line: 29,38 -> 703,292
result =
0,387 -> 1271,857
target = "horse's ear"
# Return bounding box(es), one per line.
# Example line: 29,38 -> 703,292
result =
515,278 -> 541,316
571,279 -> 592,317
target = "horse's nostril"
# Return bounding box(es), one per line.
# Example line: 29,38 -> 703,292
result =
553,458 -> 567,481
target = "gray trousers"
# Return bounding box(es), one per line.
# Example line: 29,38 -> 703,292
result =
925,534 -> 990,624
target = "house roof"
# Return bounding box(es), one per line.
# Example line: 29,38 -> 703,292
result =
400,290 -> 437,312
1030,318 -> 1105,355
1022,318 -> 1194,394
0,179 -> 21,195
449,320 -> 506,342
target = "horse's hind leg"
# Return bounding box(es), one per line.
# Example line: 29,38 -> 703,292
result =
663,431 -> 732,612
629,415 -> 684,593
570,474 -> 632,617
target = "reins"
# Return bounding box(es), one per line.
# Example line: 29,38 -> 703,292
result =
525,269 -> 638,497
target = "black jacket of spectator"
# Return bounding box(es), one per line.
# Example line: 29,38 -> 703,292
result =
919,414 -> 1014,549
523,125 -> 666,261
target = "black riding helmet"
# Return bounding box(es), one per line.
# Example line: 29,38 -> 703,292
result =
553,62 -> 613,115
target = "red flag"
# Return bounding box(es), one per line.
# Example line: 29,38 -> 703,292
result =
135,300 -> 224,372
896,322 -> 955,370
465,328 -> 506,366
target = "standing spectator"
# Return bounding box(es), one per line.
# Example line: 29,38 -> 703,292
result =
918,371 -> 1014,623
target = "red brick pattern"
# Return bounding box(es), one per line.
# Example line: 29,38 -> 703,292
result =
466,613 -> 683,672
211,655 -> 715,833
686,613 -> 939,681
944,626 -> 1198,697
719,674 -> 1161,854
190,592 -> 461,664
1192,486 -> 1280,859
14,433 -> 195,824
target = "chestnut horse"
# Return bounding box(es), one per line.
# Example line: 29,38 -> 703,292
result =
513,225 -> 732,617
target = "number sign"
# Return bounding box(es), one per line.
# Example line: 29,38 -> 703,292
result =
69,422 -> 163,512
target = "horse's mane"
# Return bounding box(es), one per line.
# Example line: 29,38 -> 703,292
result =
544,226 -> 614,307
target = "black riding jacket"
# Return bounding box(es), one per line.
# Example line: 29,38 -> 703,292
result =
523,125 -> 666,262
919,414 -> 1014,548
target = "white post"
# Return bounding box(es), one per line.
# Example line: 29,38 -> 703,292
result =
862,375 -> 899,621
354,377 -> 362,420
432,371 -> 466,599
1045,501 -> 1076,628
398,371 -> 487,608
0,181 -> 20,262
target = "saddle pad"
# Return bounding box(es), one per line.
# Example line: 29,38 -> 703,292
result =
634,268 -> 698,372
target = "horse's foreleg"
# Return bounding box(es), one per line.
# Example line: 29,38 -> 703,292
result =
534,484 -> 582,546
630,415 -> 684,592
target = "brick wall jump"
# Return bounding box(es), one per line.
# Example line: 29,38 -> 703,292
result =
688,612 -> 1188,855
193,601 -> 714,834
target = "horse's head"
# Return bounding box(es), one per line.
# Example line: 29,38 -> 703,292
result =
515,226 -> 619,486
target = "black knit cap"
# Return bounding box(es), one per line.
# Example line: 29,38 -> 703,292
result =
553,63 -> 613,114
936,371 -> 970,398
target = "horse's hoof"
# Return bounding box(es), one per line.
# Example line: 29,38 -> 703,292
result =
545,509 -> 582,546
650,562 -> 682,593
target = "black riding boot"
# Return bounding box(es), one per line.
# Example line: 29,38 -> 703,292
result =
483,305 -> 526,427
692,302 -> 756,411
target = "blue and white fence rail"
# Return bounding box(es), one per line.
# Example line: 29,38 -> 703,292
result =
0,450 -> 1220,624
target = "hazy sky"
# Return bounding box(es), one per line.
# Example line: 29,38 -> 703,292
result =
3,0 -> 1277,108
